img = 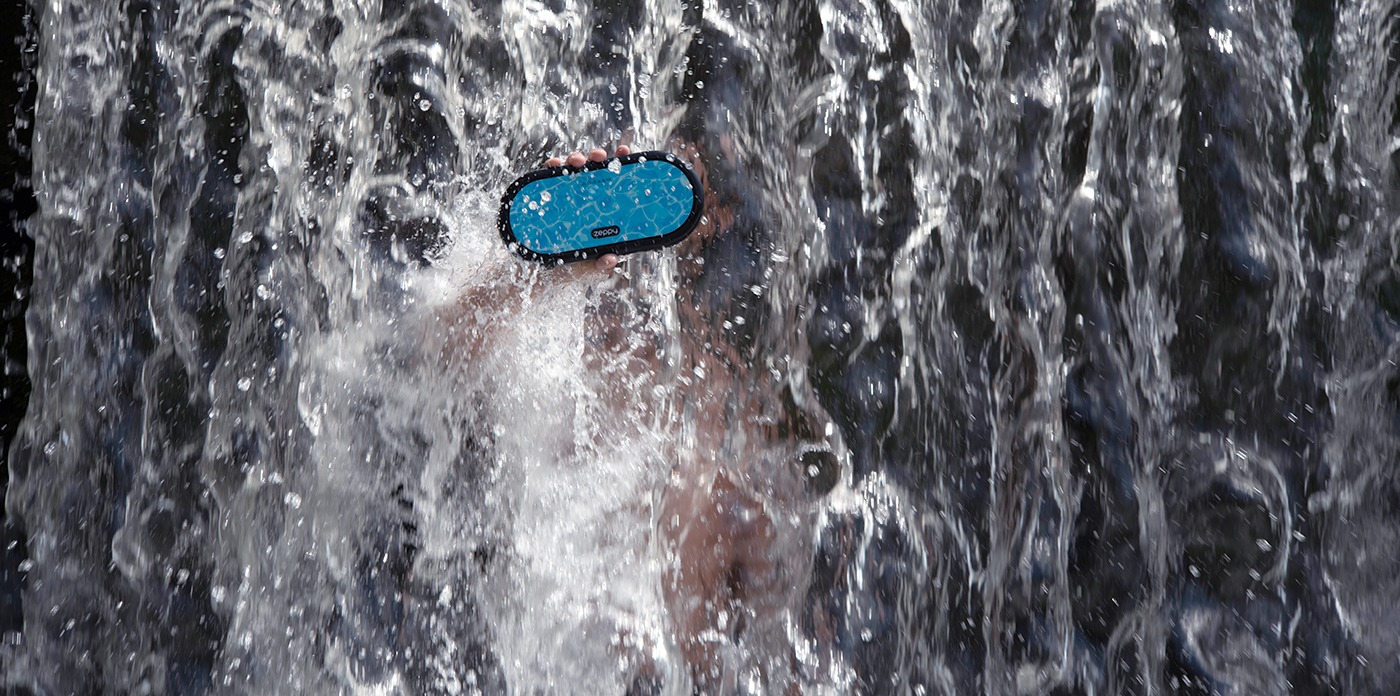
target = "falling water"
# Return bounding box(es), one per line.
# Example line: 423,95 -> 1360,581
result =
4,0 -> 1400,693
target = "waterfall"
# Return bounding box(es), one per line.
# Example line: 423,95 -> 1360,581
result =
4,0 -> 1400,693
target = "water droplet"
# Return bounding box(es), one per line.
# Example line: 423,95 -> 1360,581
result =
237,377 -> 252,392
607,159 -> 622,174
213,247 -> 225,259
419,99 -> 431,111
540,191 -> 551,203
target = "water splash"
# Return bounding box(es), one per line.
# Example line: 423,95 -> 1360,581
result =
7,0 -> 1400,694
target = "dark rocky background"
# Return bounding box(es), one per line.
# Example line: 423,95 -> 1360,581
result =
1,0 -> 36,646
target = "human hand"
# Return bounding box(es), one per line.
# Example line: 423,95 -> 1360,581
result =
539,145 -> 632,278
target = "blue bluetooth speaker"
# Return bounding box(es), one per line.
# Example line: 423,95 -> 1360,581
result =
499,151 -> 705,264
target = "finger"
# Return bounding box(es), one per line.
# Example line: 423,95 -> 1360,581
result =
566,151 -> 587,168
545,156 -> 563,167
578,254 -> 620,276
576,254 -> 619,275
547,254 -> 619,285
588,147 -> 608,163
615,145 -> 631,157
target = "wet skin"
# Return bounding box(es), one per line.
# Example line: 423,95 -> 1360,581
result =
437,146 -> 625,363
452,143 -> 821,692
566,143 -> 822,692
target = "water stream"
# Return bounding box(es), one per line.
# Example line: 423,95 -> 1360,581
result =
5,0 -> 1400,693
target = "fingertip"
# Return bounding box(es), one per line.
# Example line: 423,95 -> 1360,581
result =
588,147 -> 608,162
545,156 -> 563,167
616,145 -> 631,156
599,253 -> 620,271
566,152 -> 587,167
